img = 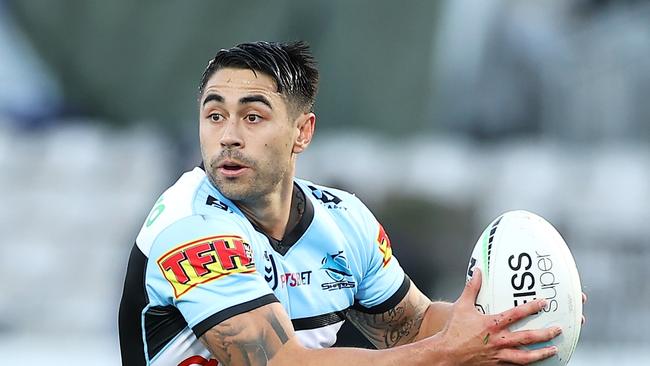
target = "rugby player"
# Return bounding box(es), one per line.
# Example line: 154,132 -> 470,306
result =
119,41 -> 568,365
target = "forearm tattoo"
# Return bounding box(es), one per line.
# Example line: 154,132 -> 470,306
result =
200,306 -> 291,366
346,291 -> 430,349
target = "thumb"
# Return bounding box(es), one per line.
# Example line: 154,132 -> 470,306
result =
459,267 -> 482,306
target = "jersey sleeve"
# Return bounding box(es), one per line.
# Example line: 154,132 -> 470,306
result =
350,196 -> 410,313
145,214 -> 278,337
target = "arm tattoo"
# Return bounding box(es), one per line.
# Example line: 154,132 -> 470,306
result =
200,305 -> 291,366
346,288 -> 431,349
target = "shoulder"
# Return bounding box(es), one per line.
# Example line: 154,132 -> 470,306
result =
296,178 -> 369,213
145,214 -> 253,264
296,178 -> 382,243
142,214 -> 271,329
136,167 -> 243,255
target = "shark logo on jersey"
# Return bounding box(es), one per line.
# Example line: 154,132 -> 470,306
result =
320,251 -> 355,291
321,251 -> 352,281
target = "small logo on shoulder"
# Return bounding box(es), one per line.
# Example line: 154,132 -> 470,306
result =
308,185 -> 346,210
206,195 -> 232,212
320,251 -> 356,291
376,224 -> 392,268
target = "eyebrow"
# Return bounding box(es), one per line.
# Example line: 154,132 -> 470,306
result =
202,93 -> 224,107
201,93 -> 273,110
239,95 -> 272,110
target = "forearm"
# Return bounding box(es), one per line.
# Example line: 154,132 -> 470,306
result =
414,301 -> 453,342
201,302 -> 452,366
271,334 -> 451,366
347,283 -> 453,349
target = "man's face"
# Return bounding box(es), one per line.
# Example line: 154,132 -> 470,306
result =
199,68 -> 311,202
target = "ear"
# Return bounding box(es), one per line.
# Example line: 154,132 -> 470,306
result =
293,112 -> 316,154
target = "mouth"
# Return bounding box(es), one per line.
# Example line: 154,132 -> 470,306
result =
216,160 -> 249,178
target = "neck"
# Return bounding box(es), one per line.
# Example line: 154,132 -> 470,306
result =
236,170 -> 295,240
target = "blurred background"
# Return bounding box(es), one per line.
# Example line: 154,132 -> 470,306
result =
1,0 -> 648,364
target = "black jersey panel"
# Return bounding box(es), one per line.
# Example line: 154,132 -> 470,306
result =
292,310 -> 347,331
144,305 -> 188,360
118,244 -> 149,366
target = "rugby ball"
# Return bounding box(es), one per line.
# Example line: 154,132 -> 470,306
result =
466,210 -> 582,365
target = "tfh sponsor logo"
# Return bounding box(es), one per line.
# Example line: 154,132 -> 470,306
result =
158,235 -> 255,298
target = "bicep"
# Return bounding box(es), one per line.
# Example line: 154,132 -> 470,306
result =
200,302 -> 298,366
346,281 -> 431,349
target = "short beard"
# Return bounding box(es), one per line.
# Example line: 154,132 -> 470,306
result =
203,149 -> 288,204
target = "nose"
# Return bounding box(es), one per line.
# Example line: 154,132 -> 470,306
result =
219,119 -> 244,149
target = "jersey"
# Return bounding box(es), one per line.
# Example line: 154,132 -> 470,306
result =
119,167 -> 409,365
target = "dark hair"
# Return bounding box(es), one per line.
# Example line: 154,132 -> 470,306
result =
198,41 -> 319,114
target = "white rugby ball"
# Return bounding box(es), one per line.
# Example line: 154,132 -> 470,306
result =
466,210 -> 582,365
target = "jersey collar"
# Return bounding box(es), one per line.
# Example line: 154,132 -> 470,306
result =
198,163 -> 314,256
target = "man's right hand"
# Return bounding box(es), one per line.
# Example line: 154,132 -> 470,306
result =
435,268 -> 561,365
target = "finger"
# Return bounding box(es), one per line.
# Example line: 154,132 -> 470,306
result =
494,299 -> 547,328
499,327 -> 562,348
459,267 -> 482,306
497,345 -> 558,365
582,315 -> 585,325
